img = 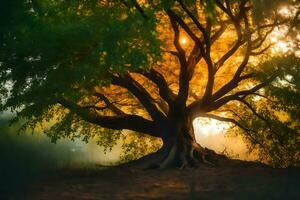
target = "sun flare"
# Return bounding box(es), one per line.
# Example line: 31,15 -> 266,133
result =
193,117 -> 231,136
180,36 -> 188,46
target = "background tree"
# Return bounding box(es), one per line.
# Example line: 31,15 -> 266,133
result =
0,0 -> 299,168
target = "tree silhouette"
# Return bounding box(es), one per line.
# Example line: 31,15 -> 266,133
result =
0,0 -> 299,168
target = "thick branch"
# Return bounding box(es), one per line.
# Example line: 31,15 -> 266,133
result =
188,75 -> 275,118
186,45 -> 202,80
57,98 -> 159,137
207,6 -> 251,103
111,74 -> 166,121
202,1 -> 250,101
177,0 -> 210,49
211,23 -> 227,43
167,10 -> 190,107
140,68 -> 175,106
166,9 -> 202,47
94,92 -> 125,115
177,0 -> 221,79
207,77 -> 275,112
210,73 -> 254,102
215,0 -> 248,71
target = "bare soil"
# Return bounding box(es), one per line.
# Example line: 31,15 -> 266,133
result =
21,155 -> 300,199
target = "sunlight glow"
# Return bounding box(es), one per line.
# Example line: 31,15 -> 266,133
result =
273,41 -> 289,53
278,6 -> 297,18
180,36 -> 188,46
193,117 -> 230,136
278,7 -> 291,18
269,26 -> 293,55
270,37 -> 278,43
267,5 -> 298,56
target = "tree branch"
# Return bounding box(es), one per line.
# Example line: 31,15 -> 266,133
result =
57,98 -> 159,137
188,74 -> 275,118
200,112 -> 265,148
235,97 -> 266,121
167,10 -> 191,107
120,0 -> 148,20
94,92 -> 125,115
207,75 -> 275,112
140,68 -> 175,106
177,0 -> 210,49
210,73 -> 254,102
166,9 -> 203,48
215,0 -> 247,71
235,97 -> 281,139
202,0 -> 250,101
111,73 -> 166,121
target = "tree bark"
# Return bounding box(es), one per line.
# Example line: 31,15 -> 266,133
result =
122,117 -> 214,170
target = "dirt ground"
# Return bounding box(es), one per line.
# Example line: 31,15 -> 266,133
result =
10,156 -> 300,200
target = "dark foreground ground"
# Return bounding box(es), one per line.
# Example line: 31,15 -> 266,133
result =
4,156 -> 300,200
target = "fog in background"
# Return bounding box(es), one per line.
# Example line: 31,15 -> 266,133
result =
0,113 -> 255,198
194,118 -> 258,161
0,113 -> 121,198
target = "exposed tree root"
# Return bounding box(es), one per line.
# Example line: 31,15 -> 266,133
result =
116,122 -> 231,171
120,139 -> 220,170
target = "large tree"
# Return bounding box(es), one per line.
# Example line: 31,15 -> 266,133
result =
0,0 -> 299,168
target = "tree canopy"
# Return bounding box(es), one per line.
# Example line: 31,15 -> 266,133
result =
0,0 -> 299,168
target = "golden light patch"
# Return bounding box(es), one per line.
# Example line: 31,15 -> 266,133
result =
179,36 -> 188,46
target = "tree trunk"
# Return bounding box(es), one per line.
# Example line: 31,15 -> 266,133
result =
158,118 -> 214,169
122,117 -> 214,169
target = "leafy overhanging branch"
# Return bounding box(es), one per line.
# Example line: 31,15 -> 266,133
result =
57,98 -> 159,137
